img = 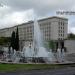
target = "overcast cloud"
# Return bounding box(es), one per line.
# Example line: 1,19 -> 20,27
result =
0,0 -> 75,33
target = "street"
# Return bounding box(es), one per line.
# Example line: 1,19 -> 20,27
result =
0,67 -> 75,75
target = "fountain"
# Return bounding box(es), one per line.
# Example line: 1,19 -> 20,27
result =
57,48 -> 65,62
0,14 -> 66,64
22,14 -> 57,63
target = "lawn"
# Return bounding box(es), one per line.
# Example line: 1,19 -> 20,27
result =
0,63 -> 75,72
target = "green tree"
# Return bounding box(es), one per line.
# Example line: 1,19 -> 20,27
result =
0,37 -> 11,46
68,33 -> 75,39
15,27 -> 19,51
48,40 -> 55,50
68,33 -> 73,38
10,31 -> 16,50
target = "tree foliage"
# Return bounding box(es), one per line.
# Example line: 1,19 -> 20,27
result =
15,27 -> 19,51
68,33 -> 75,40
10,27 -> 19,51
10,31 -> 16,50
48,40 -> 55,49
0,37 -> 11,46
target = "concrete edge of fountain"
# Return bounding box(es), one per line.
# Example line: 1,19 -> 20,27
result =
0,60 -> 75,65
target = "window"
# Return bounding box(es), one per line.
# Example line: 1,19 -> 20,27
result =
59,30 -> 60,33
61,22 -> 62,25
63,22 -> 64,26
63,34 -> 64,37
59,34 -> 60,36
58,22 -> 60,25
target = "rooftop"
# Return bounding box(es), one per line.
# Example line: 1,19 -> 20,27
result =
0,16 -> 68,30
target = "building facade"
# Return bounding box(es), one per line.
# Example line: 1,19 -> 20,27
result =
0,16 -> 68,50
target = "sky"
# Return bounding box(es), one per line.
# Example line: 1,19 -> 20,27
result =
0,0 -> 75,34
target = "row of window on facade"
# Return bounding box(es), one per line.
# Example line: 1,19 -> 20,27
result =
59,30 -> 64,33
59,27 -> 64,30
19,22 -> 51,33
20,34 -> 50,40
58,33 -> 64,37
58,21 -> 65,26
58,38 -> 64,40
40,22 -> 51,27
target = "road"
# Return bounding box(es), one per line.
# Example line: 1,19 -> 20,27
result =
0,67 -> 75,75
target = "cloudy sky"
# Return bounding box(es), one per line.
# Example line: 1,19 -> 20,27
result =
0,0 -> 75,33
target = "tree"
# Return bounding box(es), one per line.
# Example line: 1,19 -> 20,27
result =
48,40 -> 55,50
68,33 -> 75,40
15,27 -> 19,51
0,37 -> 11,46
10,31 -> 16,50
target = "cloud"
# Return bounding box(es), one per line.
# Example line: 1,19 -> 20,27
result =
1,0 -> 75,16
0,5 -> 34,28
0,0 -> 75,33
0,5 -> 12,18
69,28 -> 75,34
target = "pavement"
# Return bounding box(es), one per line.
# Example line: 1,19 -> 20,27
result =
0,67 -> 75,75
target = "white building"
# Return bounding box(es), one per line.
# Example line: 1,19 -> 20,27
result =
0,16 -> 68,49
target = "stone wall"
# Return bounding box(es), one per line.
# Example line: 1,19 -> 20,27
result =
64,40 -> 75,54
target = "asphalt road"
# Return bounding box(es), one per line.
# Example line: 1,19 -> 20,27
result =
0,67 -> 75,75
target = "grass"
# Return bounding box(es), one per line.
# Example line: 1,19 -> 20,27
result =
0,63 -> 75,72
